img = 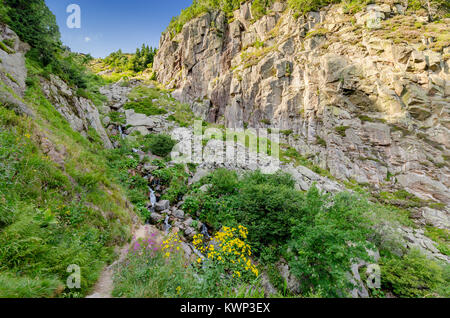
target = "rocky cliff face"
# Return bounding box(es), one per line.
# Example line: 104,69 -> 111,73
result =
0,24 -> 112,149
0,24 -> 33,116
40,74 -> 113,149
154,1 -> 450,207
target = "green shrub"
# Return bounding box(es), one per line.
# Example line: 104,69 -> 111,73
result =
109,111 -> 126,125
288,0 -> 339,17
424,226 -> 450,256
210,168 -> 239,195
342,0 -> 372,13
0,40 -> 14,54
288,190 -> 375,297
380,249 -> 448,297
251,0 -> 275,20
142,134 -> 176,157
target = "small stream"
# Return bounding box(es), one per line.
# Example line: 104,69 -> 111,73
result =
118,125 -> 125,139
148,187 -> 157,209
163,215 -> 172,234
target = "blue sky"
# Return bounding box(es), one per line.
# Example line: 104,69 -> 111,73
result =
45,0 -> 193,58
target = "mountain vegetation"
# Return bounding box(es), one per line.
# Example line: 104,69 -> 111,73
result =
0,0 -> 448,299
166,0 -> 449,36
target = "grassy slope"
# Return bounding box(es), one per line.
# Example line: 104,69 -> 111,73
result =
0,59 -> 135,298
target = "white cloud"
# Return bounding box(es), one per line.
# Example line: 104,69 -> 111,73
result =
84,37 -> 91,43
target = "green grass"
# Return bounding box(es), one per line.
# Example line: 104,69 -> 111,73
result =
305,28 -> 329,39
0,57 -> 135,298
0,272 -> 62,298
109,111 -> 126,125
0,105 -> 132,297
335,126 -> 350,137
425,226 -> 450,256
128,85 -> 196,126
124,98 -> 168,116
0,40 -> 14,54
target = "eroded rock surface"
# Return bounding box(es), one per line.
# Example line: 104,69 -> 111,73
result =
154,1 -> 450,206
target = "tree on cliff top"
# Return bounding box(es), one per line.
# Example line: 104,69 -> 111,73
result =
5,0 -> 61,65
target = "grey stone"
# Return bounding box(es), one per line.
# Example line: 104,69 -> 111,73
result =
155,200 -> 170,212
173,209 -> 185,220
150,212 -> 164,223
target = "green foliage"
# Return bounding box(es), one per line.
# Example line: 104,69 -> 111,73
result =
128,85 -> 196,127
5,0 -> 61,66
280,129 -> 293,136
288,190 -> 375,297
154,164 -> 189,204
425,226 -> 450,256
0,40 -> 14,54
109,111 -> 126,125
182,168 -> 436,297
0,0 -> 10,23
210,168 -> 239,195
288,0 -> 339,16
113,236 -> 262,298
251,0 -> 275,20
0,106 -> 131,298
166,0 -> 361,36
315,136 -> 327,147
123,98 -> 168,116
166,0 -> 242,36
3,0 -> 105,98
0,272 -> 62,298
186,170 -> 304,253
342,0 -> 372,13
335,126 -> 350,137
142,134 -> 176,157
103,45 -> 157,73
103,142 -> 149,219
380,249 -> 448,297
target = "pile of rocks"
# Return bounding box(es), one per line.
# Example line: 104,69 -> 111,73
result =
150,199 -> 203,238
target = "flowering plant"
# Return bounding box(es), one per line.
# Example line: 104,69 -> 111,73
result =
193,225 -> 259,280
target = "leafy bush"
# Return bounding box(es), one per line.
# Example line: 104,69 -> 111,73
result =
251,0 -> 275,19
210,168 -> 239,195
380,249 -> 448,297
288,190 -> 375,297
193,226 -> 259,278
187,170 -> 305,253
424,226 -> 449,256
143,134 -> 176,157
182,168 -> 443,297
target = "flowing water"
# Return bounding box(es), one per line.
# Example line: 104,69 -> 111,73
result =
164,215 -> 171,234
201,223 -> 211,239
148,187 -> 157,209
118,126 -> 124,139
